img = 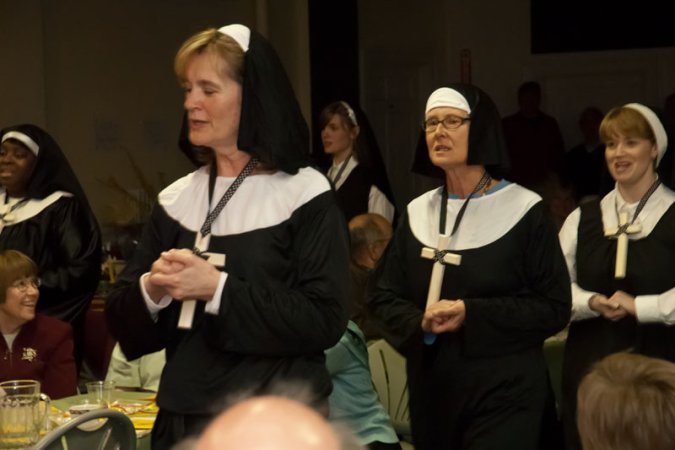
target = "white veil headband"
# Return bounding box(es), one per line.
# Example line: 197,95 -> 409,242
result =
1,131 -> 40,156
425,87 -> 472,115
340,101 -> 359,127
218,24 -> 250,52
624,102 -> 668,166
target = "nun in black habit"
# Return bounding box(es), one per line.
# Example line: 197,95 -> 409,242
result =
368,84 -> 571,449
318,100 -> 397,223
105,24 -> 350,448
0,124 -> 102,365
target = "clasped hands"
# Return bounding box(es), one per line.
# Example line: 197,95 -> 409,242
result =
588,290 -> 636,321
143,248 -> 221,303
421,299 -> 465,334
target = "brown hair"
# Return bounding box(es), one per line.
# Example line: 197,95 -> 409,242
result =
578,352 -> 675,450
319,101 -> 368,163
0,250 -> 38,303
599,106 -> 656,146
174,28 -> 245,84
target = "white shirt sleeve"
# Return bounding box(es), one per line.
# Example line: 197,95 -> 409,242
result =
368,185 -> 395,223
204,272 -> 228,315
139,272 -> 227,319
559,208 -> 600,321
139,273 -> 172,321
635,287 -> 675,324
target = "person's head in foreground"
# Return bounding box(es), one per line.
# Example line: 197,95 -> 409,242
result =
577,352 -> 675,450
180,394 -> 364,450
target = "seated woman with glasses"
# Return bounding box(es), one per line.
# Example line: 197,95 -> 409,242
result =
0,249 -> 77,399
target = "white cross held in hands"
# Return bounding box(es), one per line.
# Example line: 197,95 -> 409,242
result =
177,233 -> 226,329
420,234 -> 462,309
604,211 -> 641,279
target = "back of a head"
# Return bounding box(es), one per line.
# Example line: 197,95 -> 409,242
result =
578,352 -> 675,450
348,213 -> 392,260
196,395 -> 360,450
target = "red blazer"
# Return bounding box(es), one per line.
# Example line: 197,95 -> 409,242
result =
0,314 -> 77,399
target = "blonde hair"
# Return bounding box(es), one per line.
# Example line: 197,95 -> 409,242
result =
0,250 -> 38,303
174,28 -> 245,84
599,106 -> 656,146
578,352 -> 675,450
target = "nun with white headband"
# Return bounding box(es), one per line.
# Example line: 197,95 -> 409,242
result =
559,103 -> 675,450
368,83 -> 571,449
319,100 -> 396,223
105,24 -> 350,447
0,123 -> 101,366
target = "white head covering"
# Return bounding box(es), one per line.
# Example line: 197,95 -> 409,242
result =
1,131 -> 39,156
624,102 -> 668,166
339,101 -> 359,126
425,87 -> 472,115
218,24 -> 250,52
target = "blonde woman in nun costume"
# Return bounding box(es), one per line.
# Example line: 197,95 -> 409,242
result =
368,84 -> 571,449
559,104 -> 675,450
105,24 -> 349,448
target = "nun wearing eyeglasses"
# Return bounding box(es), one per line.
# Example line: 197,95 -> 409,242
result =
368,84 -> 571,449
0,124 -> 102,368
0,250 -> 77,399
105,24 -> 349,448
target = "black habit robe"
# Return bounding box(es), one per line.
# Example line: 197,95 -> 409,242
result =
369,183 -> 571,449
106,166 -> 350,445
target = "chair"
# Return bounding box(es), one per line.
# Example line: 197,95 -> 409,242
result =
367,339 -> 413,445
33,409 -> 136,450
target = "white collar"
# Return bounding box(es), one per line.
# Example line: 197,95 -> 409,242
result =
600,184 -> 675,238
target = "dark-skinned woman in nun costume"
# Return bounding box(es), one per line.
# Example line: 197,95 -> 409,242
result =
105,24 -> 350,448
368,84 -> 571,449
0,124 -> 101,368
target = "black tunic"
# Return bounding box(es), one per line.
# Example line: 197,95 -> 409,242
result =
369,184 -> 570,450
105,167 -> 350,445
561,198 -> 675,450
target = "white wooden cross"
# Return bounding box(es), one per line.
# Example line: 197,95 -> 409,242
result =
604,211 -> 641,279
177,232 -> 226,329
420,234 -> 462,309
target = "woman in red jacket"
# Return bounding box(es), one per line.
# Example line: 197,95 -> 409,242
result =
0,249 -> 77,399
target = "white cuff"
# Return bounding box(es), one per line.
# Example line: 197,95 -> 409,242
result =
635,295 -> 661,323
571,283 -> 601,321
204,272 -> 228,315
140,273 -> 172,321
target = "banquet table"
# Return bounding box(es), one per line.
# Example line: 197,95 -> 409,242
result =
49,390 -> 156,450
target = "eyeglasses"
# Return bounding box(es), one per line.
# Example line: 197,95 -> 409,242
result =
424,115 -> 471,133
10,277 -> 41,292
